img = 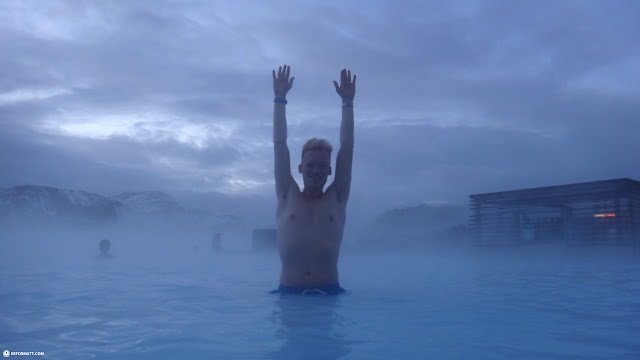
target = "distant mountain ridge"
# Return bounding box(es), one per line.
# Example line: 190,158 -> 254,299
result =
358,202 -> 470,248
374,202 -> 467,227
112,191 -> 184,215
0,185 -> 121,223
0,185 -> 197,224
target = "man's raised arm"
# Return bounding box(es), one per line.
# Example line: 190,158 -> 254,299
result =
273,65 -> 295,199
332,69 -> 356,204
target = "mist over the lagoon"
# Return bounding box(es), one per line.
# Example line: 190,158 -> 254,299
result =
2,181 -> 635,271
3,203 -> 632,277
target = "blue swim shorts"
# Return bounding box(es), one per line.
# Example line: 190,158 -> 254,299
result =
269,282 -> 346,296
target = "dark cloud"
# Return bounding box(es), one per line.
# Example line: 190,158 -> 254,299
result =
1,0 -> 639,226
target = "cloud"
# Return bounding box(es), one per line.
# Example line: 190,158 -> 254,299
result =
0,87 -> 73,106
39,111 -> 236,149
0,0 -> 639,226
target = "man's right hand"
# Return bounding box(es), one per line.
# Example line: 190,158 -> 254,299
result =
273,65 -> 295,99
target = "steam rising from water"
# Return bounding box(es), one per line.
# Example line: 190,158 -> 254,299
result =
1,217 -> 639,359
0,217 -> 252,272
2,213 -> 637,275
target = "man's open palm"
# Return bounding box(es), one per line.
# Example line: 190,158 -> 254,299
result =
273,65 -> 294,98
333,69 -> 356,101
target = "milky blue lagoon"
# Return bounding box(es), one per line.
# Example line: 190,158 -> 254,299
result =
2,247 -> 639,359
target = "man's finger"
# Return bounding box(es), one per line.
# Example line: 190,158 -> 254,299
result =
278,66 -> 282,78
273,70 -> 276,81
285,65 -> 290,79
353,74 -> 356,86
333,80 -> 340,92
347,70 -> 351,82
289,77 -> 295,87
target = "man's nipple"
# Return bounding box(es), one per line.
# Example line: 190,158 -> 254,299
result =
290,213 -> 296,220
329,215 -> 334,222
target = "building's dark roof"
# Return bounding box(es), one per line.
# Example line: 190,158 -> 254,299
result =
470,178 -> 640,203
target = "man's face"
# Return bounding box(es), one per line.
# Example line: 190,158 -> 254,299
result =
299,149 -> 332,188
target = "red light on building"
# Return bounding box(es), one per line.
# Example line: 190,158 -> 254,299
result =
594,213 -> 616,218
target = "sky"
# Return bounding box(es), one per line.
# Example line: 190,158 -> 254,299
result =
1,0 -> 639,227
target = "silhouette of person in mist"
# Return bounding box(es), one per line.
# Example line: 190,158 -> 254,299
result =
270,65 -> 355,295
98,238 -> 113,259
212,232 -> 222,252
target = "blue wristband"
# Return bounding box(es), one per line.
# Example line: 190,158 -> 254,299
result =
274,97 -> 288,105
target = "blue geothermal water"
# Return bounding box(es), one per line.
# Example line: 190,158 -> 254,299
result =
1,247 -> 639,359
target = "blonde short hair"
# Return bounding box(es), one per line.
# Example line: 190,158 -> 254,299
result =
302,138 -> 333,158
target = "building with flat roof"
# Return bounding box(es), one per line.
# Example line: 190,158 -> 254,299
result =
469,178 -> 640,246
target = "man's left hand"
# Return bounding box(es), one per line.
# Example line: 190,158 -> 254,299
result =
333,69 -> 356,101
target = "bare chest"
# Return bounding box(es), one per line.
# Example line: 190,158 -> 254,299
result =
277,191 -> 345,230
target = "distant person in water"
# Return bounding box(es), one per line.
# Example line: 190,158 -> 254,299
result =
270,65 -> 355,295
98,238 -> 113,259
212,233 -> 222,252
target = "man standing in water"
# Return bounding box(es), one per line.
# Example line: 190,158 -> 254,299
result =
271,65 -> 355,295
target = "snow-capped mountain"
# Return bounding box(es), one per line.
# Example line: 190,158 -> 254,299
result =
0,185 -> 122,223
112,191 -> 184,216
0,186 -> 197,224
0,185 -> 252,247
0,185 -> 256,252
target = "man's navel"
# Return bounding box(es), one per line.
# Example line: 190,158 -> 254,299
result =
289,213 -> 296,221
329,215 -> 334,222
